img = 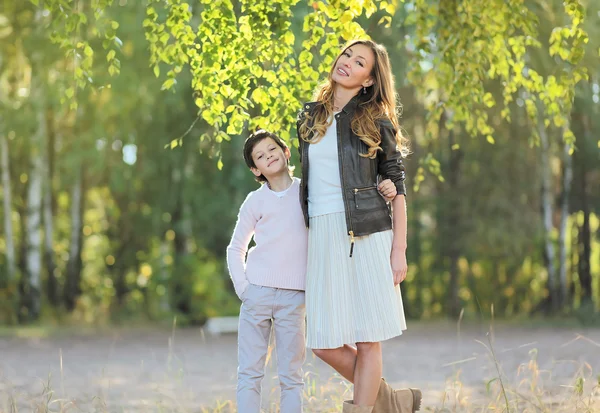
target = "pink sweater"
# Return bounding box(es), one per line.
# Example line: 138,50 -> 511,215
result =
226,178 -> 308,298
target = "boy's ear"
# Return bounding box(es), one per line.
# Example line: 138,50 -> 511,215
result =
284,147 -> 291,160
250,167 -> 262,177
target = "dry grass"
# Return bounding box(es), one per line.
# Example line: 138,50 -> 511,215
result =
1,316 -> 599,413
3,360 -> 598,413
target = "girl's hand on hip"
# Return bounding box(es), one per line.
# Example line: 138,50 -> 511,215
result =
378,179 -> 397,202
391,248 -> 407,285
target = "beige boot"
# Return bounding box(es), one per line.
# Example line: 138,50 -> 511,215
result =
372,378 -> 422,413
343,400 -> 374,413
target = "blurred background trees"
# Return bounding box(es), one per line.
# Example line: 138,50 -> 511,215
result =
0,0 -> 598,325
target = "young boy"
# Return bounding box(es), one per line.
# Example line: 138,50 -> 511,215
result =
226,129 -> 307,413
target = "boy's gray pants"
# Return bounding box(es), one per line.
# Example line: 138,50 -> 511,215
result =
237,284 -> 306,413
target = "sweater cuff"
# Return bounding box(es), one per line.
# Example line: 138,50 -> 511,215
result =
235,279 -> 250,300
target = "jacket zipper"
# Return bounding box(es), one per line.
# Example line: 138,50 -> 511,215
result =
353,185 -> 378,209
335,113 -> 355,258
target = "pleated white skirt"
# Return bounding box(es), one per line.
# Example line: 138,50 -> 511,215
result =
305,212 -> 407,349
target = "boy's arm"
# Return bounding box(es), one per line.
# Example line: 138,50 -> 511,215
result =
226,194 -> 258,300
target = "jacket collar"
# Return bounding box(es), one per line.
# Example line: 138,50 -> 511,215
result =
302,101 -> 319,111
341,94 -> 361,115
302,93 -> 363,115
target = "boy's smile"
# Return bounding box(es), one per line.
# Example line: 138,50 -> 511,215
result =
250,137 -> 291,180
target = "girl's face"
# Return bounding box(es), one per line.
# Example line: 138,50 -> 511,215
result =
331,43 -> 375,90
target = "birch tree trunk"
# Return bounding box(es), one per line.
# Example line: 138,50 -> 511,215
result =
23,98 -> 45,320
0,133 -> 15,287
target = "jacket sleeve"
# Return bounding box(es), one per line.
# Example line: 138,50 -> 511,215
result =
296,108 -> 306,162
377,119 -> 407,196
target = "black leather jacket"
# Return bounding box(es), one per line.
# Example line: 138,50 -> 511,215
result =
296,95 -> 407,256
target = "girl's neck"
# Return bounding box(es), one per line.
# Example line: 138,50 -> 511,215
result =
333,84 -> 360,112
266,173 -> 293,192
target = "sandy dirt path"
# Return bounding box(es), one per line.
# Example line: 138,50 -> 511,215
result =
1,322 -> 599,412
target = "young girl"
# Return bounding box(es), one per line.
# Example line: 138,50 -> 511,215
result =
227,129 -> 398,413
296,40 -> 422,413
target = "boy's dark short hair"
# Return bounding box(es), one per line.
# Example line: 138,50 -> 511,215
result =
243,129 -> 293,183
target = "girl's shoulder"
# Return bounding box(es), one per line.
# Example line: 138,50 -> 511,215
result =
300,101 -> 319,111
297,101 -> 320,120
375,116 -> 394,129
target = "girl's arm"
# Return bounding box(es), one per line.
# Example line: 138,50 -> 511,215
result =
377,119 -> 408,285
390,194 -> 408,285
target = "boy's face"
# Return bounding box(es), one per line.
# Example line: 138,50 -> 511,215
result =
250,137 -> 291,180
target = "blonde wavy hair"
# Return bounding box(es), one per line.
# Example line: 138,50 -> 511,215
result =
299,40 -> 409,159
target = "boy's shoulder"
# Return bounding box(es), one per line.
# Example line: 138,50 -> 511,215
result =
245,178 -> 301,201
243,184 -> 267,203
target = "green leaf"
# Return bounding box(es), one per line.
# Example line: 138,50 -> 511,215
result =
486,135 -> 495,144
111,21 -> 119,30
226,123 -> 239,135
160,32 -> 169,45
268,87 -> 279,98
107,50 -> 116,61
251,88 -> 268,105
153,65 -> 160,77
340,11 -> 353,25
161,78 -> 176,90
378,16 -> 392,28
283,31 -> 294,46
